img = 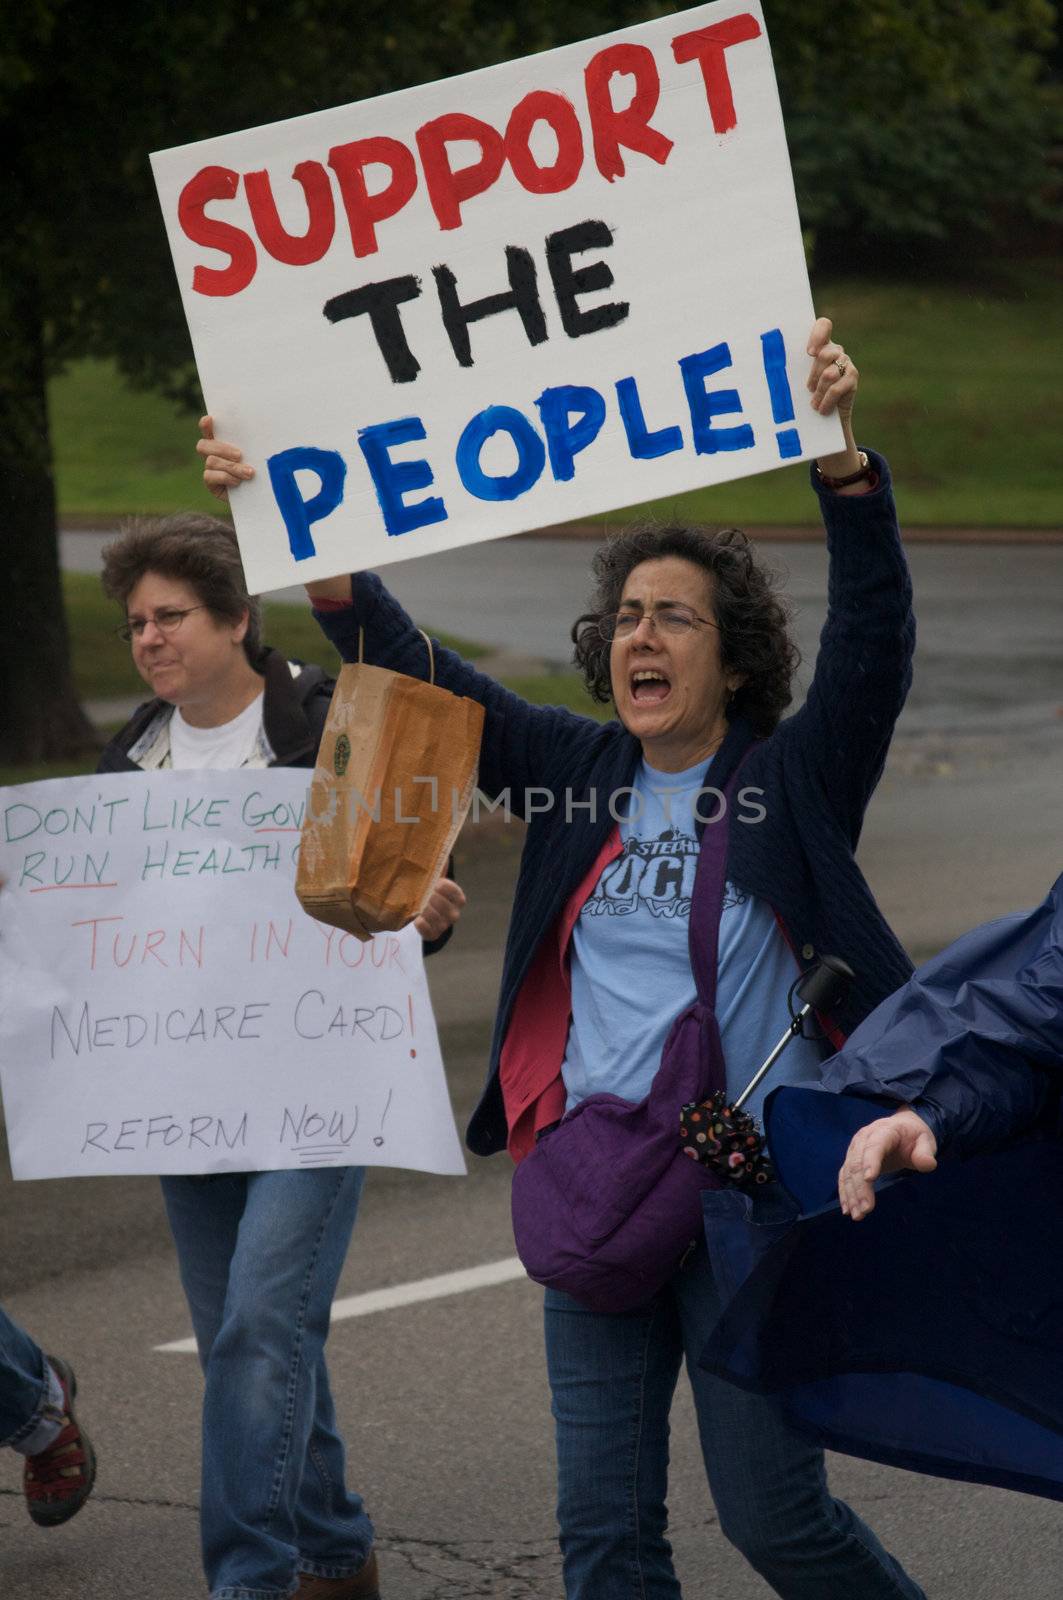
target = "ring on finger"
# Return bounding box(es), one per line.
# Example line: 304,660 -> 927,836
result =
834,355 -> 849,378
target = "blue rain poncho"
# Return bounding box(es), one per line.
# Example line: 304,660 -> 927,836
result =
701,872 -> 1063,1500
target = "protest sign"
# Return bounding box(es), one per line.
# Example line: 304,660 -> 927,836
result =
151,1 -> 842,594
0,770 -> 465,1181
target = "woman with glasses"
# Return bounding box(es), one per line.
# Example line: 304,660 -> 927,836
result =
199,318 -> 926,1600
97,514 -> 463,1600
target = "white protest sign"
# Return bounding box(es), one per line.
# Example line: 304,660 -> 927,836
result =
151,1 -> 842,594
0,770 -> 465,1181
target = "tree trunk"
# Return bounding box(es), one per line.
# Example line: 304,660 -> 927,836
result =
0,256 -> 98,764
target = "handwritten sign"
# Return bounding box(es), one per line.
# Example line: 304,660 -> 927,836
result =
0,771 -> 465,1180
151,1 -> 842,593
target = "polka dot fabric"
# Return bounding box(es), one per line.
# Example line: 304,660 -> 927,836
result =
679,1091 -> 775,1190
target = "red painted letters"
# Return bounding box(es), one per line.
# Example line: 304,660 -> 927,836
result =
178,24 -> 765,294
178,166 -> 257,297
504,91 -> 584,195
584,43 -> 674,182
244,162 -> 336,266
415,112 -> 506,231
671,15 -> 763,136
328,136 -> 419,258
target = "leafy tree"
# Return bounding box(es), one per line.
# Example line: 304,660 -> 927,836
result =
0,0 -> 661,763
767,0 -> 1060,263
1,0 -> 1057,762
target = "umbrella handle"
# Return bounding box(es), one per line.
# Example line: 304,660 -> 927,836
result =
732,957 -> 855,1111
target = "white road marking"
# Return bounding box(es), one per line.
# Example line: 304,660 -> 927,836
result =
155,1255 -> 529,1353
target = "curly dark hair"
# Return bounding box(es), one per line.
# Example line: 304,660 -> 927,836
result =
571,524 -> 799,735
100,513 -> 263,665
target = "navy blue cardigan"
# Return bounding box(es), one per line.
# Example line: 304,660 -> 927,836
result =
315,455 -> 916,1157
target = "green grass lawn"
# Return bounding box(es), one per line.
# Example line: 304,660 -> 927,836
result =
609,268 -> 1063,529
49,267 -> 1062,529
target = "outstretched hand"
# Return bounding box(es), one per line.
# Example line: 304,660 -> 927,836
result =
837,1108 -> 938,1221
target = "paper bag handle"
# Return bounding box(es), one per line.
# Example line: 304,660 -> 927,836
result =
417,629 -> 436,685
354,625 -> 435,685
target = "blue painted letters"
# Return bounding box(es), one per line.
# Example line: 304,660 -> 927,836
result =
615,375 -> 683,459
678,343 -> 754,455
760,328 -> 801,459
455,405 -> 546,501
267,447 -> 347,560
535,384 -> 607,481
357,417 -> 448,536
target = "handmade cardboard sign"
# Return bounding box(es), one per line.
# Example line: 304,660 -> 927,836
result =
152,1 -> 841,594
0,771 -> 465,1180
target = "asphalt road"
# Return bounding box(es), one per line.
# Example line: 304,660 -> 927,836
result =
2,532 -> 1060,1596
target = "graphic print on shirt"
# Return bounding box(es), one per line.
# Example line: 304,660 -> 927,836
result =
583,827 -> 748,920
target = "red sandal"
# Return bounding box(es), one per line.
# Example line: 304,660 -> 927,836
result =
23,1356 -> 97,1527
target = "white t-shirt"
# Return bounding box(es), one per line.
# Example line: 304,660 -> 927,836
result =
168,692 -> 265,771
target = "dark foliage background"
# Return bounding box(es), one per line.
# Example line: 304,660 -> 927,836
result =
1,0 -> 1058,758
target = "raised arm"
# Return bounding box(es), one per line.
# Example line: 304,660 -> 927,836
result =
197,418 -> 606,812
780,328 -> 915,843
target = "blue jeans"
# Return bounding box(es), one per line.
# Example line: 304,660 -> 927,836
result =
161,1167 -> 373,1600
544,1238 -> 926,1600
0,1305 -> 61,1455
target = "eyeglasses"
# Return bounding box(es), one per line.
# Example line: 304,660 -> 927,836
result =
116,606 -> 207,643
596,603 -> 719,642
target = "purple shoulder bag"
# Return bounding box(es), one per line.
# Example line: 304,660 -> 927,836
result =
510,764 -> 741,1313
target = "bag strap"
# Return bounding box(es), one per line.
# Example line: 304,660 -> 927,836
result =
417,629 -> 435,685
687,746 -> 755,1007
355,625 -> 436,685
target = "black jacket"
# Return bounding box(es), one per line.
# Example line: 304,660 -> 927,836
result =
98,647 -> 332,772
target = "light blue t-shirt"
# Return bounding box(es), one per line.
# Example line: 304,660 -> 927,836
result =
561,758 -> 825,1120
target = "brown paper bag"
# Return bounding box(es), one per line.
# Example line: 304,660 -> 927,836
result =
296,631 -> 485,939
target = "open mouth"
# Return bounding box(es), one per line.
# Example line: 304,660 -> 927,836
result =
630,669 -> 672,704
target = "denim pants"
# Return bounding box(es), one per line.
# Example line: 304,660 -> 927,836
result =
544,1238 -> 926,1600
0,1304 -> 63,1455
161,1167 -> 373,1600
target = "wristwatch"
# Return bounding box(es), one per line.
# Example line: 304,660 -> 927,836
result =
816,450 -> 873,489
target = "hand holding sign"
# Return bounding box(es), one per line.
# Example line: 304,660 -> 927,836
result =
199,415 -> 254,501
806,317 -> 859,421
804,316 -> 868,488
154,1 -> 845,593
